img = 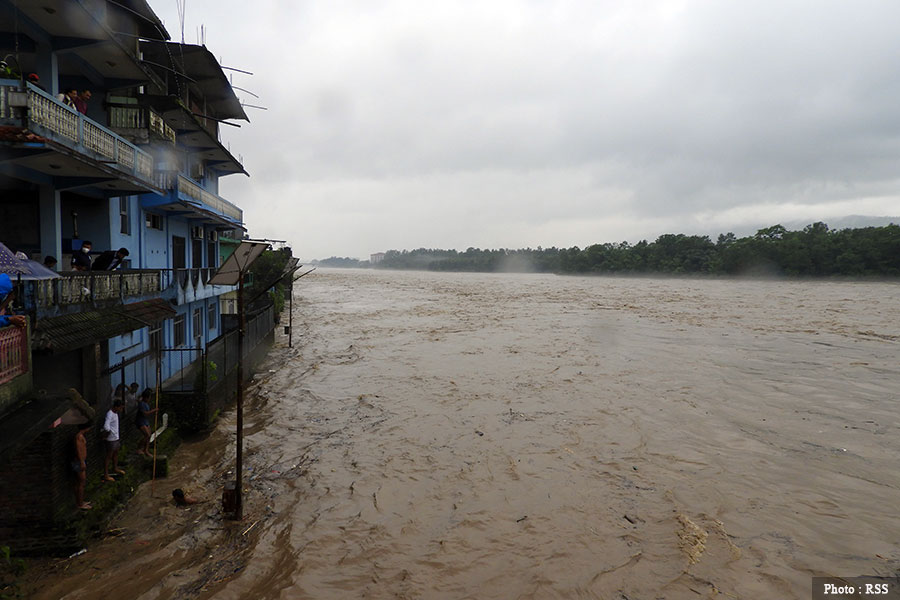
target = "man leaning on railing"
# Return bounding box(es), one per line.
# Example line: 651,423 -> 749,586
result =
0,274 -> 26,328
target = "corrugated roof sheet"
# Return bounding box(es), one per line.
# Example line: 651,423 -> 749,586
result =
33,299 -> 176,354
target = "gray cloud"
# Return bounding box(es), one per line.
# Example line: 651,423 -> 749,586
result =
157,0 -> 900,258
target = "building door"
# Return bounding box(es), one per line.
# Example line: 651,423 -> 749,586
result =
172,236 -> 186,269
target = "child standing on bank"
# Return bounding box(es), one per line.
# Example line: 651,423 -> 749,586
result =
102,400 -> 125,482
135,388 -> 158,457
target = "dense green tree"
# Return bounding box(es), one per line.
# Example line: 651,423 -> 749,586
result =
325,223 -> 899,277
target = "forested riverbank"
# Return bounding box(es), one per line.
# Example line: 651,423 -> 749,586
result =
319,222 -> 900,277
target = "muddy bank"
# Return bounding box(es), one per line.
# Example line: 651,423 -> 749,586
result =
28,270 -> 900,599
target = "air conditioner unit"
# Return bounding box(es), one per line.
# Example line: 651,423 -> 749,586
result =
208,230 -> 218,241
190,226 -> 204,239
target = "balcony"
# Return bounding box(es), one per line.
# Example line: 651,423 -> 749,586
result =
0,80 -> 159,194
143,173 -> 243,228
171,267 -> 234,304
18,268 -> 234,321
26,270 -> 165,314
108,102 -> 177,144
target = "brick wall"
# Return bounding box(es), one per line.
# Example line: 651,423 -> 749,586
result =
0,401 -> 147,554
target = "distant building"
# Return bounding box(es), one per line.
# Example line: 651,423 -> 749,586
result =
370,252 -> 385,264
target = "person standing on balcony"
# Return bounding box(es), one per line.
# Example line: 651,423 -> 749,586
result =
92,247 -> 129,271
43,256 -> 57,270
25,73 -> 46,92
101,399 -> 125,482
57,87 -> 78,110
75,90 -> 91,114
71,240 -> 92,271
0,273 -> 25,328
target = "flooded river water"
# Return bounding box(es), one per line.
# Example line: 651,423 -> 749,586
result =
30,269 -> 900,599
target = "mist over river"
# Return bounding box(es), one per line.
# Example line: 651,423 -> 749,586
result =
32,269 -> 900,599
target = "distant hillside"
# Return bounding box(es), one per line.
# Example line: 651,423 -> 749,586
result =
367,221 -> 900,277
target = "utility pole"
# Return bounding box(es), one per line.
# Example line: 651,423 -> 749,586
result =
234,270 -> 245,519
209,239 -> 268,521
288,276 -> 293,348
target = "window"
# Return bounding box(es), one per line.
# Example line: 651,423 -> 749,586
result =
207,302 -> 216,331
192,238 -> 203,268
120,198 -> 131,235
149,326 -> 162,356
145,212 -> 163,230
172,236 -> 186,269
192,308 -> 202,343
173,314 -> 185,347
207,240 -> 217,268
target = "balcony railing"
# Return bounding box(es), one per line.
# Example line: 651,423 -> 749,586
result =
30,270 -> 164,309
153,172 -> 243,224
0,324 -> 29,385
0,81 -> 155,183
108,102 -> 177,143
22,268 -> 231,314
177,176 -> 242,223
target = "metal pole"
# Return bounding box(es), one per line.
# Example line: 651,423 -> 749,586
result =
288,277 -> 293,348
234,272 -> 244,519
151,343 -> 161,495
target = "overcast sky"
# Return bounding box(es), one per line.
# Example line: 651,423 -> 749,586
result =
153,1 -> 900,260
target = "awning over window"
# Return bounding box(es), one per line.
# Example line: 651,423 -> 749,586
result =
32,298 -> 176,354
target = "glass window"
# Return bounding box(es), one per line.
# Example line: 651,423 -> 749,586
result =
207,302 -> 216,331
173,315 -> 185,347
192,308 -> 202,341
149,326 -> 162,356
145,212 -> 163,230
120,198 -> 130,235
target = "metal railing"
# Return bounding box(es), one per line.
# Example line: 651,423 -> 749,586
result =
108,103 -> 177,143
0,81 -> 155,182
0,324 -> 29,385
162,304 -> 275,393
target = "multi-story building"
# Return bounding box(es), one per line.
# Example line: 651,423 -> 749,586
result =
0,0 -> 267,552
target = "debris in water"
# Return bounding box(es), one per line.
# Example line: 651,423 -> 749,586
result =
67,548 -> 87,559
623,514 -> 637,524
677,514 -> 708,565
242,521 -> 258,536
475,430 -> 484,436
516,516 -> 528,523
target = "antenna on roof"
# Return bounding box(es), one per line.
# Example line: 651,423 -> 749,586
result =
221,66 -> 254,76
232,85 -> 259,99
176,0 -> 186,44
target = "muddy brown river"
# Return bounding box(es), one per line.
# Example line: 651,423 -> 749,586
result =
29,269 -> 900,599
